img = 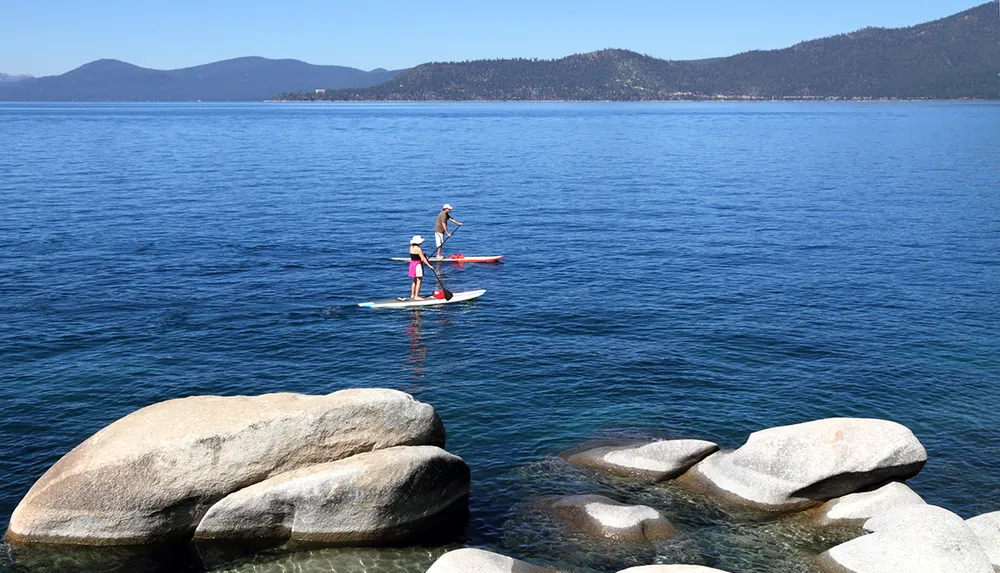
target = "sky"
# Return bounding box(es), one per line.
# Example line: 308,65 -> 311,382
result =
1,0 -> 992,76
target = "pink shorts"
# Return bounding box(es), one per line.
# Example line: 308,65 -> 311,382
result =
408,261 -> 423,279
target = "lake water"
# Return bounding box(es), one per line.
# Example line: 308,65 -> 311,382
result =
0,102 -> 998,573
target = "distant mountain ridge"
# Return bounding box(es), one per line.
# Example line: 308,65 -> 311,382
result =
0,73 -> 32,83
0,57 -> 401,101
287,2 -> 1000,101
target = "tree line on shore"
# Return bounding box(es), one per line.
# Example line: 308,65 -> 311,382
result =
281,3 -> 1000,102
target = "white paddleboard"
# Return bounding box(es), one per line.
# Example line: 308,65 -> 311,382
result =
358,289 -> 486,309
390,255 -> 504,263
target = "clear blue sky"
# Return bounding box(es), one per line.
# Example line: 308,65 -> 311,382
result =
2,0 -> 991,76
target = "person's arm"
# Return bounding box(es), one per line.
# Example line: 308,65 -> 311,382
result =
419,248 -> 433,266
449,215 -> 463,226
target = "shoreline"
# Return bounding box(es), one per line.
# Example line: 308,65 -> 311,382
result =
265,97 -> 998,103
2,98 -> 996,104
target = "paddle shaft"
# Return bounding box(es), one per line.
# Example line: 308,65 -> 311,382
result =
437,223 -> 461,253
431,224 -> 461,298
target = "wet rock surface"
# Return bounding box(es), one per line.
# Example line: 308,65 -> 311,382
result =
564,440 -> 719,482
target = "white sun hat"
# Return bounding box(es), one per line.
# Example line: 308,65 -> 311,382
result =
443,203 -> 453,210
410,235 -> 425,244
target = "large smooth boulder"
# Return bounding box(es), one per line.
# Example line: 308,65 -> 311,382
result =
563,440 -> 719,482
618,566 -> 732,573
548,494 -> 676,543
194,445 -> 469,545
6,389 -> 445,545
809,482 -> 925,527
426,548 -> 555,573
678,418 -> 926,511
817,505 -> 993,573
966,511 -> 1000,567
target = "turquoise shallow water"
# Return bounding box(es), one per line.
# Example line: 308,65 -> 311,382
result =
1,102 -> 998,572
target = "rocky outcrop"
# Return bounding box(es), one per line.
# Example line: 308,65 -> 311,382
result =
548,494 -> 676,543
6,389 -> 445,545
678,418 -> 926,512
618,566 -> 733,573
194,445 -> 469,545
426,548 -> 556,573
563,440 -> 719,482
817,505 -> 994,573
809,482 -> 925,527
966,511 -> 1000,567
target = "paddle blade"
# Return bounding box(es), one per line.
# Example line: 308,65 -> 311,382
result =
443,288 -> 454,300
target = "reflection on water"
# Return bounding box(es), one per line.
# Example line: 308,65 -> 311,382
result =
399,309 -> 456,395
405,311 -> 428,383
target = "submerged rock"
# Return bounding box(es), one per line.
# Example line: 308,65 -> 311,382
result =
618,566 -> 733,573
809,482 -> 925,527
426,548 -> 555,573
966,511 -> 1000,567
194,445 -> 469,545
817,505 -> 993,573
6,389 -> 445,545
208,546 -> 450,573
548,494 -> 676,543
563,440 -> 719,482
678,418 -> 926,512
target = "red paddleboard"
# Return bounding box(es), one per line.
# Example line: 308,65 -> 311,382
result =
390,255 -> 504,263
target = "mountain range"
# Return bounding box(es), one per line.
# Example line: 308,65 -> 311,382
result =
2,2 -> 998,102
0,58 -> 399,101
0,73 -> 33,83
290,2 -> 1000,101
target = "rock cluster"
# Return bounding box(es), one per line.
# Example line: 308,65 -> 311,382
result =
526,417 -> 995,573
5,389 -> 469,548
9,395 -> 1000,573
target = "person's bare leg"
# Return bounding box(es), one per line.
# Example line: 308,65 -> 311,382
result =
410,279 -> 417,299
413,277 -> 423,299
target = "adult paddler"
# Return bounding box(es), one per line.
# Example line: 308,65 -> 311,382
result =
434,203 -> 463,259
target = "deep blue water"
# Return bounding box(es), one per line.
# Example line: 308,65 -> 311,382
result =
1,102 -> 998,573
